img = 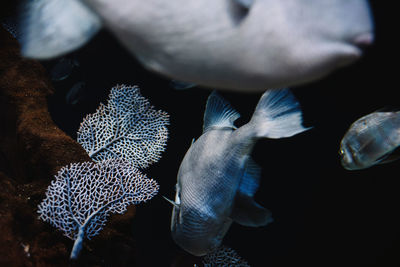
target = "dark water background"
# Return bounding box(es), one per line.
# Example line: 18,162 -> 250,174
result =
6,1 -> 398,266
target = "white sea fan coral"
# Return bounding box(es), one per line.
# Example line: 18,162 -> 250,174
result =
37,158 -> 159,259
203,246 -> 251,267
77,85 -> 169,168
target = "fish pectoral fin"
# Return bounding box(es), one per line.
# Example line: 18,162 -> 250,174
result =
231,158 -> 267,227
376,151 -> 400,165
20,0 -> 102,59
230,194 -> 273,227
238,158 -> 261,197
202,91 -> 240,133
162,196 -> 180,208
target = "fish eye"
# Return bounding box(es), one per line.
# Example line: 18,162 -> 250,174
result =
339,148 -> 344,156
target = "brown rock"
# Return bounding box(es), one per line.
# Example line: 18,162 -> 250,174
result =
0,27 -> 137,266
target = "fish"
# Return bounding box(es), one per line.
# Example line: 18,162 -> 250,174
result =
19,0 -> 374,92
49,56 -> 80,82
65,81 -> 86,105
167,88 -> 310,256
339,111 -> 400,170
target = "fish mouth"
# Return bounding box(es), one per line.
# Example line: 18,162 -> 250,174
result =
346,32 -> 374,58
340,143 -> 362,170
332,31 -> 374,66
352,32 -> 374,48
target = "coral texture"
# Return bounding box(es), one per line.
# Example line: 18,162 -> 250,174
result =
203,246 -> 251,267
38,159 -> 159,259
77,85 -> 169,168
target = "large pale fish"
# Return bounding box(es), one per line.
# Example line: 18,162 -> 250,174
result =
339,111 -> 400,170
167,88 -> 310,256
19,0 -> 374,92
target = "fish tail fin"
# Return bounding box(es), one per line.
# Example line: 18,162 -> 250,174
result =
250,88 -> 310,139
19,0 -> 102,59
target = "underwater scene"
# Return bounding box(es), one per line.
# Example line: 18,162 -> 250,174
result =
0,1 -> 398,266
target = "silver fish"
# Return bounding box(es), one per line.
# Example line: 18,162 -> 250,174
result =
339,111 -> 400,170
20,0 -> 374,92
168,89 -> 310,256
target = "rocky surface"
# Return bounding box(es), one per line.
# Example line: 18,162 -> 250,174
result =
0,27 -> 137,266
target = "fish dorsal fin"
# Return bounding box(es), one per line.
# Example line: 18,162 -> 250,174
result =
374,106 -> 400,113
233,0 -> 254,9
203,91 -> 240,133
230,194 -> 273,227
230,158 -> 272,227
20,0 -> 102,59
238,158 -> 261,197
